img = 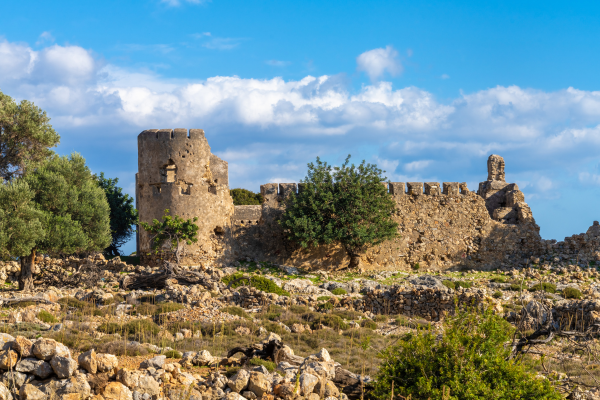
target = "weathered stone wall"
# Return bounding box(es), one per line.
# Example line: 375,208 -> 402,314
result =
136,129 -> 234,266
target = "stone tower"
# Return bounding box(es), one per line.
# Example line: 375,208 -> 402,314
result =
136,129 -> 234,265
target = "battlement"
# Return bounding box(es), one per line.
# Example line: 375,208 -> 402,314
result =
137,128 -> 207,142
258,181 -> 471,201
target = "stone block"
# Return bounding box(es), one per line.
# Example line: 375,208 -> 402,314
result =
407,182 -> 423,196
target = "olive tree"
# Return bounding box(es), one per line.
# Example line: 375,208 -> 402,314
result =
280,156 -> 398,268
140,209 -> 199,265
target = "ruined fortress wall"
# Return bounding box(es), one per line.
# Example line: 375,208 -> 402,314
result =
136,129 -> 234,266
229,180 -> 544,271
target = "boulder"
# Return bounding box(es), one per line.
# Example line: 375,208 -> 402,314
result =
78,350 -> 97,374
0,382 -> 11,400
226,393 -> 246,400
0,334 -> 15,350
0,350 -> 17,369
273,382 -> 297,399
0,371 -> 28,390
96,354 -> 118,373
314,380 -> 340,398
13,337 -> 33,358
103,382 -> 133,400
192,350 -> 214,366
56,375 -> 92,399
247,372 -> 270,398
19,384 -> 46,400
15,359 -> 53,379
50,356 -> 78,379
299,372 -> 319,396
227,369 -> 250,393
32,339 -> 62,361
139,355 -> 165,370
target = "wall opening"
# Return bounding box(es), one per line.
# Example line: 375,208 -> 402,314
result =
160,159 -> 177,183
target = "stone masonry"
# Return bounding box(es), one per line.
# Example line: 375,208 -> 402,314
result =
136,130 -> 600,271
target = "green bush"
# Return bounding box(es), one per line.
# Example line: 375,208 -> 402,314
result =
124,319 -> 160,336
455,281 -> 473,289
230,188 -> 263,205
222,273 -> 290,296
332,309 -> 364,320
371,309 -> 561,400
374,315 -> 388,323
318,302 -> 334,311
221,306 -> 251,320
331,288 -> 347,295
155,302 -> 185,314
97,322 -> 122,334
490,276 -> 508,283
317,296 -> 331,301
360,319 -> 377,330
529,282 -> 557,293
493,291 -> 503,299
249,357 -> 276,372
164,350 -> 182,359
37,310 -> 58,324
442,280 -> 455,290
412,263 -> 420,271
563,287 -> 582,299
507,283 -> 523,291
58,297 -> 89,309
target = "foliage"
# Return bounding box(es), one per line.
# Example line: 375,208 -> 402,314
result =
249,357 -> 276,372
221,306 -> 251,320
490,276 -> 508,283
442,280 -> 455,290
563,287 -> 582,299
123,319 -> 160,335
455,281 -> 473,289
140,209 -> 198,265
412,263 -> 420,271
0,90 -> 60,181
230,188 -> 263,205
493,291 -> 503,299
529,282 -> 557,293
95,173 -> 138,256
97,322 -> 122,334
318,302 -> 334,311
37,310 -> 58,324
222,273 -> 290,296
508,283 -> 524,291
164,350 -> 182,359
360,319 -> 377,330
0,180 -> 44,260
371,309 -> 561,400
280,156 -> 398,268
331,288 -> 347,295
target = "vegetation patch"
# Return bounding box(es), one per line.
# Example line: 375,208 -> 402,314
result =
360,319 -> 377,330
249,357 -> 276,372
331,288 -> 347,295
37,310 -> 58,324
441,280 -> 455,290
222,273 -> 290,297
563,287 -> 582,299
164,349 -> 182,359
529,282 -> 557,293
221,306 -> 251,320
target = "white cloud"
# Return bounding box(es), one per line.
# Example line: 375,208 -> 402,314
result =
356,45 -> 402,82
36,32 -> 55,45
441,74 -> 450,80
161,0 -> 208,6
404,160 -> 432,172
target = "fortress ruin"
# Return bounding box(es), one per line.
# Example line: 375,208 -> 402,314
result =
136,128 -> 600,271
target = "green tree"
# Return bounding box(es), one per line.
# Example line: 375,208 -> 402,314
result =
230,188 -> 263,205
0,90 -> 60,181
280,156 -> 398,268
0,180 -> 44,260
371,309 -> 561,400
17,153 -> 111,291
95,173 -> 138,256
140,209 -> 199,265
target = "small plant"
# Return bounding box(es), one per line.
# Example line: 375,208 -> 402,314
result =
318,302 -> 334,311
374,315 -> 389,323
37,310 -> 58,323
124,319 -> 160,336
317,296 -> 331,301
331,288 -> 347,295
140,209 -> 199,265
455,281 -> 473,289
493,291 -> 503,299
529,283 -> 556,293
490,276 -> 508,283
360,319 -> 377,330
221,306 -> 251,320
442,280 -> 455,290
222,273 -> 290,296
164,350 -> 182,359
249,357 -> 276,372
97,322 -> 122,334
412,263 -> 420,271
563,287 -> 582,299
507,283 -> 523,291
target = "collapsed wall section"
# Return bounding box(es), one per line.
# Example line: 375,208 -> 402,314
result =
136,129 -> 234,266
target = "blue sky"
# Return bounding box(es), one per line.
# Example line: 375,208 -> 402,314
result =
1,0 -> 600,254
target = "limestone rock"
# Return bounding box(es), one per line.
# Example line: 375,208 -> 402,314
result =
19,384 -> 46,400
0,334 -> 14,350
139,355 -> 165,370
0,382 -> 11,400
13,337 -> 33,358
32,338 -> 61,361
247,372 -> 270,398
299,372 -> 319,396
96,354 -> 118,373
50,356 -> 78,379
78,350 -> 97,374
15,359 -> 53,379
227,369 -> 250,393
192,350 -> 214,366
57,375 -> 92,399
103,383 -> 132,400
0,350 -> 17,370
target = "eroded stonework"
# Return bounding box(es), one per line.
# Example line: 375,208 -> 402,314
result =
136,131 -> 600,271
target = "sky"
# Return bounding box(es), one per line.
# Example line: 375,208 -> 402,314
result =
1,0 -> 600,255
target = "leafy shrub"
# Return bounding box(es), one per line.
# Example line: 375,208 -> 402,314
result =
138,295 -> 158,303
225,366 -> 241,377
249,357 -> 276,372
37,310 -> 58,324
221,306 -> 251,320
371,309 -> 561,400
164,350 -> 182,359
124,319 -> 160,336
455,281 -> 473,289
318,302 -> 334,311
507,283 -> 523,291
12,301 -> 37,309
493,291 -> 503,299
301,312 -> 348,330
317,296 -> 331,301
529,283 -> 557,293
58,297 -> 89,309
490,276 -> 508,283
290,305 -> 310,314
222,273 -> 290,296
412,263 -> 420,271
97,322 -> 122,334
442,280 -> 455,290
331,288 -> 347,295
374,315 -> 389,323
360,319 -> 377,330
332,309 -> 364,320
155,302 -> 185,314
230,188 -> 263,205
563,287 -> 582,299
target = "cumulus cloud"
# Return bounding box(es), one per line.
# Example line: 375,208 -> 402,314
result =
356,45 -> 403,82
266,60 -> 291,67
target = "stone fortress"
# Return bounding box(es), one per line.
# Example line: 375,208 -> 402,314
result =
136,128 -> 600,271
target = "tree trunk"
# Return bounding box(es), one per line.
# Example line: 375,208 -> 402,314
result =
175,238 -> 181,265
19,249 -> 35,292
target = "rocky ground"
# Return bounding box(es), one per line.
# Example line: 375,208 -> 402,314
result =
0,254 -> 598,399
